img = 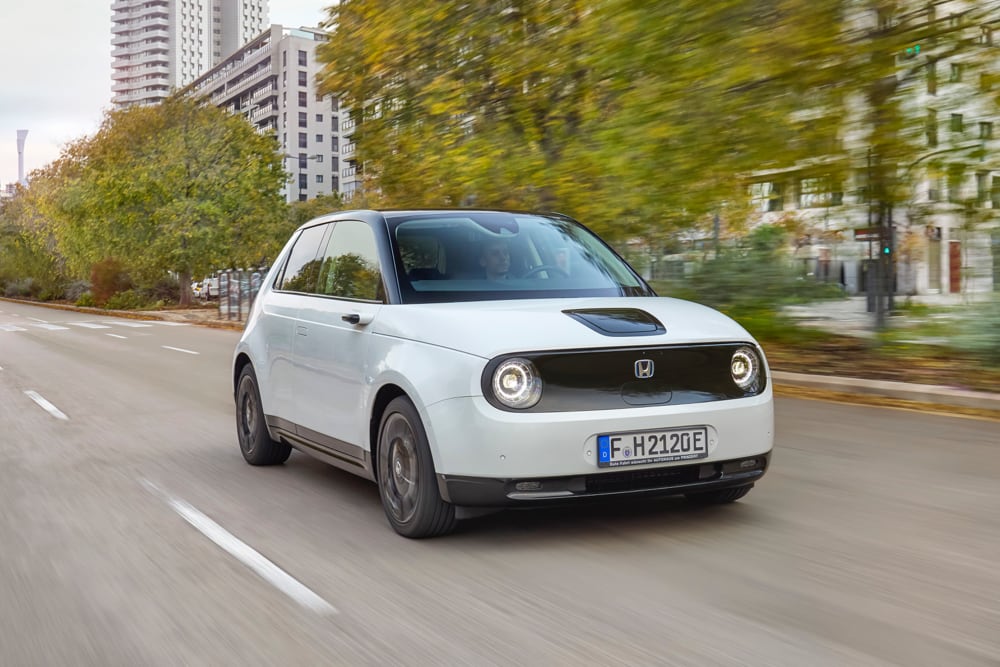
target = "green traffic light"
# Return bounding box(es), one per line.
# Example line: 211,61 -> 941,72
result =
883,246 -> 891,255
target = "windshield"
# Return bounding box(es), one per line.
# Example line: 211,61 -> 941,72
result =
389,212 -> 653,303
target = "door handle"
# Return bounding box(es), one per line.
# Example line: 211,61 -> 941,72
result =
296,325 -> 308,336
341,312 -> 374,325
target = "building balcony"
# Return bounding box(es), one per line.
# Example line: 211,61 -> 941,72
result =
341,142 -> 356,157
251,83 -> 277,103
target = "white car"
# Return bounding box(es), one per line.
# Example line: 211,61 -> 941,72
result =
233,210 -> 773,538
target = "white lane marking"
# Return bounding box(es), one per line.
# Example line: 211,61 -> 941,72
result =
27,317 -> 48,323
31,323 -> 70,331
0,324 -> 27,332
162,345 -> 199,355
24,390 -> 69,420
139,479 -> 337,615
112,321 -> 153,328
154,322 -> 190,327
68,322 -> 111,329
106,333 -> 128,339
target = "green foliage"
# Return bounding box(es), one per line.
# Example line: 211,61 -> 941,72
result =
952,298 -> 1000,366
652,224 -> 845,319
104,290 -> 150,311
75,292 -> 97,308
4,278 -> 39,298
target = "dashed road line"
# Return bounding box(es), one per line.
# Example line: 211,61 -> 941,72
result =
31,323 -> 70,331
110,321 -> 153,328
67,322 -> 111,329
106,333 -> 128,339
0,324 -> 27,332
162,345 -> 199,355
27,317 -> 48,323
139,479 -> 337,615
24,390 -> 69,421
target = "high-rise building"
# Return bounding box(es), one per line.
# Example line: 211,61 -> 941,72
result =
111,0 -> 269,108
185,25 -> 354,202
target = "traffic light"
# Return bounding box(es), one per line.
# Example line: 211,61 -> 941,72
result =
904,44 -> 921,58
881,228 -> 894,257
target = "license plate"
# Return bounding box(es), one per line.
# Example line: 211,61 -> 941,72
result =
597,426 -> 709,468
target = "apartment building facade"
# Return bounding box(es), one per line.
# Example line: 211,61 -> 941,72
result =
742,3 -> 1000,296
184,25 -> 358,202
111,0 -> 268,108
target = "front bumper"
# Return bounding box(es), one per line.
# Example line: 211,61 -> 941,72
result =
437,453 -> 770,506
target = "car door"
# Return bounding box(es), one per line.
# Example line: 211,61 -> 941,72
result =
265,222 -> 331,425
292,219 -> 385,459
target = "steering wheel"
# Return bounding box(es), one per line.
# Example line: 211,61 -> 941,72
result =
522,264 -> 569,279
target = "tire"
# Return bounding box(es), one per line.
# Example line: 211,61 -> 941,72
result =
376,397 -> 456,538
236,365 -> 291,466
685,484 -> 753,505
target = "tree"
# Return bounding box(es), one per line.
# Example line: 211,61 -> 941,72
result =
51,95 -> 288,305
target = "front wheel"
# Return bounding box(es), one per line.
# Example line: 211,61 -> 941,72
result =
685,484 -> 753,505
236,365 -> 291,466
377,397 -> 456,538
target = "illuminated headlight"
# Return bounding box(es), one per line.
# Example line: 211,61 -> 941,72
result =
491,358 -> 543,409
730,346 -> 760,390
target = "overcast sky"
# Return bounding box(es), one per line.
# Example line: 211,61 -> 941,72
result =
0,2 -> 330,186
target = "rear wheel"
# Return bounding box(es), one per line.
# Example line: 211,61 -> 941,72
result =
685,484 -> 753,505
236,365 -> 291,466
377,397 -> 456,538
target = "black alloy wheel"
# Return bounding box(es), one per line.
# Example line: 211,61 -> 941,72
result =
236,365 -> 291,466
377,397 -> 456,538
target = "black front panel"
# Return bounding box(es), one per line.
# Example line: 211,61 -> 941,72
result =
482,343 -> 765,412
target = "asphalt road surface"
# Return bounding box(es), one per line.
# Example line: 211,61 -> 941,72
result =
1,300 -> 998,666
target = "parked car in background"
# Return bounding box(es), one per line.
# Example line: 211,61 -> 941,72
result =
232,210 -> 774,538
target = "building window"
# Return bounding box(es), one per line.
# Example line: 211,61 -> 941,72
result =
331,157 -> 339,171
748,182 -> 783,212
299,173 -> 308,189
951,114 -> 964,133
947,164 -> 964,201
298,91 -> 307,107
298,71 -> 307,87
980,122 -> 993,139
298,153 -> 307,169
980,26 -> 993,45
927,109 -> 938,147
331,116 -> 339,132
992,176 -> 1000,208
314,154 -> 323,163
314,134 -> 322,143
315,114 -> 323,123
977,171 -> 990,205
950,63 -> 963,82
316,174 -> 324,183
798,176 -> 842,208
298,132 -> 308,148
298,50 -> 307,66
298,112 -> 307,128
282,50 -> 286,66
927,61 -> 936,95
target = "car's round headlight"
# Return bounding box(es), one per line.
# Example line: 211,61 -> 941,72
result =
730,346 -> 760,390
491,358 -> 543,409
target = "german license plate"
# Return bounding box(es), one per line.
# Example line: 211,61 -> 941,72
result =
597,426 -> 709,468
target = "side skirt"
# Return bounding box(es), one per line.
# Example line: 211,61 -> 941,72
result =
266,416 -> 375,481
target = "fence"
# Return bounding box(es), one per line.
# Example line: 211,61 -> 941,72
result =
215,268 -> 267,322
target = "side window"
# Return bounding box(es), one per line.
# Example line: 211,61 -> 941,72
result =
314,220 -> 383,301
278,224 -> 329,292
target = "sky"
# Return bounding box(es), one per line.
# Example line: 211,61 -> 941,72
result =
0,1 -> 330,186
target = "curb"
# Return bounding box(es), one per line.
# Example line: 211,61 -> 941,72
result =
771,370 -> 1000,413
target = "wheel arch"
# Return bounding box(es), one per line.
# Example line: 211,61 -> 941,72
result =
369,384 -> 409,481
233,352 -> 253,400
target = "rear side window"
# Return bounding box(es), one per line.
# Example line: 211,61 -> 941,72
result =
278,224 -> 329,292
314,220 -> 383,301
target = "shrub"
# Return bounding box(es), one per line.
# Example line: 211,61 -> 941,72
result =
4,278 -> 39,298
952,297 -> 1000,366
76,292 -> 97,308
90,258 -> 132,306
144,276 -> 181,303
65,280 -> 92,302
104,289 -> 149,311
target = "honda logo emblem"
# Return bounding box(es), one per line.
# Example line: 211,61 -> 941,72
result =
634,359 -> 654,379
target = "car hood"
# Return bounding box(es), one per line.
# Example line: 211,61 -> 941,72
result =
372,297 -> 758,359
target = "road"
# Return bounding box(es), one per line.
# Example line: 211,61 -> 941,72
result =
1,299 -> 998,666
